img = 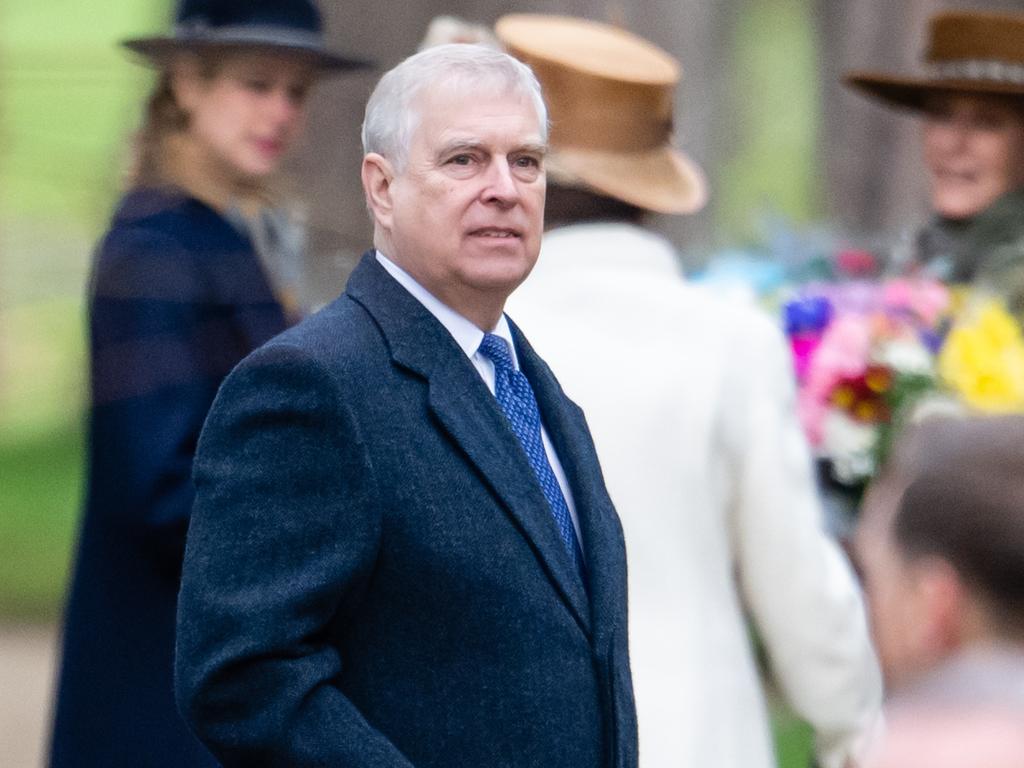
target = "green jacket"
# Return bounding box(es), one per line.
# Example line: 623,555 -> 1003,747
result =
915,187 -> 1024,317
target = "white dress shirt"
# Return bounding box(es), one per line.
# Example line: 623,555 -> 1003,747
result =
375,251 -> 582,547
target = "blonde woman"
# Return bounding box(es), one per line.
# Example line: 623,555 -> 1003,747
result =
50,2 -> 364,764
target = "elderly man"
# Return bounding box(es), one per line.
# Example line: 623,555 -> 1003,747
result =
174,44 -> 637,768
500,14 -> 880,768
856,415 -> 1024,767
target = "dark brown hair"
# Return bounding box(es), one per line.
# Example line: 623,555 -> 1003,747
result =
544,182 -> 644,229
891,416 -> 1024,632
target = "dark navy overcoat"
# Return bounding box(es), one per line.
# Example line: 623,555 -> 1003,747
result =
175,253 -> 639,768
50,187 -> 287,767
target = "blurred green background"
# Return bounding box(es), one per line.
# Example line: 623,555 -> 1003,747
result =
1,0 -> 162,620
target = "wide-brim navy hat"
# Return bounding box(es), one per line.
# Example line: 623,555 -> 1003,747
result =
122,0 -> 369,72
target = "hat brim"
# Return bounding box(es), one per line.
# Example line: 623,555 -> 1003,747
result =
122,36 -> 371,72
845,71 -> 1024,113
549,145 -> 707,215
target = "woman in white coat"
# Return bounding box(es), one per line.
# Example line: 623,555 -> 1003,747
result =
499,15 -> 882,768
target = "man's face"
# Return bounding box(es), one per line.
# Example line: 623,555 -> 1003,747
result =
855,482 -> 935,691
379,85 -> 546,326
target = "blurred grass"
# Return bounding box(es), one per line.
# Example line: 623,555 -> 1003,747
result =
0,423 -> 82,621
774,711 -> 815,768
0,297 -> 87,620
0,0 -> 162,621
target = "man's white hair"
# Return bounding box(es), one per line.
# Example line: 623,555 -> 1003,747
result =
361,43 -> 548,171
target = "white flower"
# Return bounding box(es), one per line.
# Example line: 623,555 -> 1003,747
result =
907,392 -> 969,423
873,338 -> 935,376
822,411 -> 878,484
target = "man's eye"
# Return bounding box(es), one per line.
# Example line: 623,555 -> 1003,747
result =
514,156 -> 541,168
449,154 -> 474,165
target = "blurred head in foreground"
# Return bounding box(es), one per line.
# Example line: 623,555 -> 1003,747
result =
857,414 -> 1024,691
857,414 -> 1024,765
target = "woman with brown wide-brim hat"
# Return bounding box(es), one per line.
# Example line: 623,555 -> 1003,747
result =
49,2 -> 365,765
846,10 -> 1024,315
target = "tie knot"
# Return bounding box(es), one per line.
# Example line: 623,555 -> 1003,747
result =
478,333 -> 515,373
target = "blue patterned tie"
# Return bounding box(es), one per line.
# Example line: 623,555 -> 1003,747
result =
478,333 -> 585,578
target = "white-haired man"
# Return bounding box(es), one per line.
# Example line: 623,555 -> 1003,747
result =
174,44 -> 638,768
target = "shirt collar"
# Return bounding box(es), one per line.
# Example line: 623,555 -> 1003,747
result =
375,250 -> 519,369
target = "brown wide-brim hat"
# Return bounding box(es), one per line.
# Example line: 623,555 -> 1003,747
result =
496,13 -> 707,215
845,10 -> 1024,112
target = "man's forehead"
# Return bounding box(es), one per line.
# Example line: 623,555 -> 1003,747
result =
415,82 -> 542,129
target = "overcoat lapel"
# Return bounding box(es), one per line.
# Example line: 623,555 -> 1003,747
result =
513,322 -> 624,657
346,254 -> 592,635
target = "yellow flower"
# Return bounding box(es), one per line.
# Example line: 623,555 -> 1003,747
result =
938,301 -> 1024,412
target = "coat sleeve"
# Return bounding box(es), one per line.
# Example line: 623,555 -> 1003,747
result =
88,225 -> 220,571
174,342 -> 417,768
722,308 -> 882,768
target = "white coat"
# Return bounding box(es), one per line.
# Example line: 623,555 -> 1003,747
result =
507,223 -> 881,768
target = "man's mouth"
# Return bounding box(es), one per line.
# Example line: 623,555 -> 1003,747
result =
469,228 -> 521,239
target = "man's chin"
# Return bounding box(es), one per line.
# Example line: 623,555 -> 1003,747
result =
465,260 -> 538,293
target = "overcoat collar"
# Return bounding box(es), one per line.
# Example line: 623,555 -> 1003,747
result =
346,252 -> 614,638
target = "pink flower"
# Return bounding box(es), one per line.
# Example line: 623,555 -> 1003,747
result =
882,279 -> 950,327
798,316 -> 872,445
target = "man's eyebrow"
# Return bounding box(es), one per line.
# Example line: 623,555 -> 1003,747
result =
517,143 -> 549,157
435,140 -> 549,158
436,140 -> 485,158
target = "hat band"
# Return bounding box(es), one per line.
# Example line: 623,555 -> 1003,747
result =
931,59 -> 1024,86
173,21 -> 325,50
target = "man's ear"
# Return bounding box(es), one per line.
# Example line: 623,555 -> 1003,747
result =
914,557 -> 968,658
362,153 -> 396,230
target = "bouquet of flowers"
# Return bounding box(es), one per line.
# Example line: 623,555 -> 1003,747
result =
784,279 -> 1024,488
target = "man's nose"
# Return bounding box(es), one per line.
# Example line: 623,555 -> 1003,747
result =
481,160 -> 521,206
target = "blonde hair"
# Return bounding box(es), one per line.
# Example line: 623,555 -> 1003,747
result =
125,56 -> 220,189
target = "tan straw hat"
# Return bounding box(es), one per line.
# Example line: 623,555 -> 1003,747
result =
845,10 -> 1024,112
495,13 -> 706,215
